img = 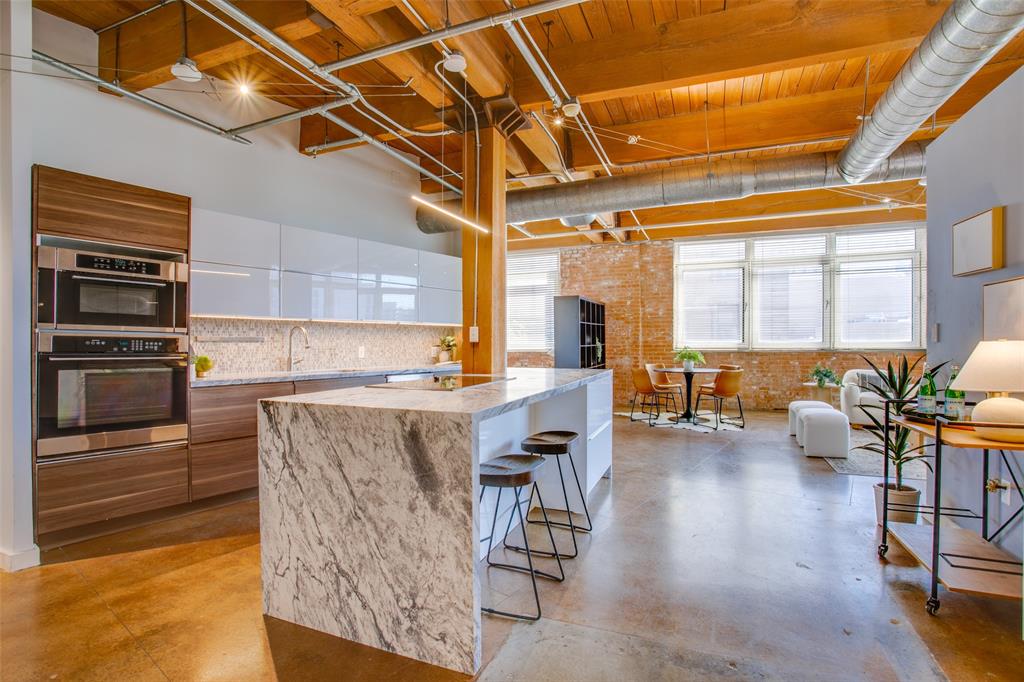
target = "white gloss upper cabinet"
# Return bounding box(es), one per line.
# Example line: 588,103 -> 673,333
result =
357,280 -> 417,322
418,287 -> 461,324
358,240 -> 419,285
191,208 -> 280,269
418,251 -> 461,290
281,225 -> 358,278
281,271 -> 358,321
190,262 -> 279,318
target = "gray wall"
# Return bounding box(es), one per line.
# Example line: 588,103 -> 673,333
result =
926,66 -> 1024,557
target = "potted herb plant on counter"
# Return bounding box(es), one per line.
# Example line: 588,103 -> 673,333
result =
856,355 -> 945,525
674,347 -> 705,372
193,355 -> 214,379
438,335 -> 457,363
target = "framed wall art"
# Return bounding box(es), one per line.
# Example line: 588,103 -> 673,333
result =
952,206 -> 1004,276
982,276 -> 1024,340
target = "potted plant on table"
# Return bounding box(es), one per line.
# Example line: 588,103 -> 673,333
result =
809,363 -> 842,388
438,335 -> 457,363
674,347 -> 705,372
856,355 -> 945,525
193,355 -> 214,378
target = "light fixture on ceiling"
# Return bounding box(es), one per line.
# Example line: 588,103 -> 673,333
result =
239,83 -> 251,96
412,195 -> 489,234
918,177 -> 928,187
442,50 -> 468,73
561,97 -> 581,118
171,0 -> 203,83
552,113 -> 564,126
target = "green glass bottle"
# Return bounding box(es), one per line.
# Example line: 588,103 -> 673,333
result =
917,362 -> 937,414
944,364 -> 966,420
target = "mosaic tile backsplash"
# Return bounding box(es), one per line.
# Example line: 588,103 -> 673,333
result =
190,317 -> 456,375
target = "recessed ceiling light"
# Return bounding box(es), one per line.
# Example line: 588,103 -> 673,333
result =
170,56 -> 203,83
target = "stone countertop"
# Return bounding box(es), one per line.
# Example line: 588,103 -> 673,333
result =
263,367 -> 611,421
191,363 -> 460,388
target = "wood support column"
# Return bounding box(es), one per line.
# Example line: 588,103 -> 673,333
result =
461,126 -> 507,375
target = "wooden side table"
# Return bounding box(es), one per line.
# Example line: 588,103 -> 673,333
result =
802,381 -> 841,405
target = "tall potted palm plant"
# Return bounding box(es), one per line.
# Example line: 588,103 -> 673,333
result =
856,355 -> 945,524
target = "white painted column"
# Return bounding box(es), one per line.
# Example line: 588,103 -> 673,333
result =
0,0 -> 40,571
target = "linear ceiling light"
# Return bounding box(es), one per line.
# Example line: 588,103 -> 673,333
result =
411,195 -> 489,234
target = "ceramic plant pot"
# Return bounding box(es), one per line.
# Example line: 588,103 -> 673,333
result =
439,350 -> 451,363
683,360 -> 694,371
874,482 -> 921,525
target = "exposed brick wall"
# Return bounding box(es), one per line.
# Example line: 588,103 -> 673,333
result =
508,241 -> 925,409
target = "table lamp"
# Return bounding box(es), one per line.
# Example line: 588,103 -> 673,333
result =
950,339 -> 1024,443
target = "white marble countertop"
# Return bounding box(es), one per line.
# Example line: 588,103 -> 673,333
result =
192,362 -> 461,388
264,367 -> 611,420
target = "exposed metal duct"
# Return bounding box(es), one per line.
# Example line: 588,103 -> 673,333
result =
416,205 -> 460,234
31,50 -> 253,145
506,141 -> 928,224
322,0 -> 588,73
560,214 -> 598,227
838,0 -> 1024,183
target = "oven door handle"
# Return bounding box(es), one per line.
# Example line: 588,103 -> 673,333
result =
44,356 -> 186,362
71,274 -> 168,287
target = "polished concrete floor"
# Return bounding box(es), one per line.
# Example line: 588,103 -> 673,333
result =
3,412 -> 1023,681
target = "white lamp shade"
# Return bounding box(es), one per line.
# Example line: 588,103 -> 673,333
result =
950,340 -> 1024,393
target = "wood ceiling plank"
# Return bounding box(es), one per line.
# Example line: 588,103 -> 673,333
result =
562,58 -> 1021,169
512,0 -> 951,107
97,1 -> 325,92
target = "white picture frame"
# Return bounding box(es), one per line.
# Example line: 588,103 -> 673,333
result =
983,276 -> 1024,340
952,206 -> 1004,276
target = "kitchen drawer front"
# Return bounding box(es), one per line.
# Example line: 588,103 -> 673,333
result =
36,444 -> 189,534
586,373 -> 613,438
190,382 -> 294,444
293,376 -> 386,393
190,437 -> 258,500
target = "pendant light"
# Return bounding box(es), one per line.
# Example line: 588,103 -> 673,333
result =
170,0 -> 203,83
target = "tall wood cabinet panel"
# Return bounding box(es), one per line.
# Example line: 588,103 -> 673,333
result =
36,445 -> 190,534
33,165 -> 190,251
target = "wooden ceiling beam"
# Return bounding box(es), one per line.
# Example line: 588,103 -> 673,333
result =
97,1 -> 325,92
513,0 -> 952,108
562,58 -> 1021,170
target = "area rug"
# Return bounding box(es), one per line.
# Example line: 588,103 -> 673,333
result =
825,429 -> 928,480
614,411 -> 743,433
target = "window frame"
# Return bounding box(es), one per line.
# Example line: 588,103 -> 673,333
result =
673,223 -> 926,352
506,248 -> 560,353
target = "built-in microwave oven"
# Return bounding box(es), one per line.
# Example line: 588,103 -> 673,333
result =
35,332 -> 189,459
37,244 -> 188,334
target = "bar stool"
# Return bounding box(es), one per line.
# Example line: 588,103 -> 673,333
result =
480,454 -> 564,621
510,431 -> 591,560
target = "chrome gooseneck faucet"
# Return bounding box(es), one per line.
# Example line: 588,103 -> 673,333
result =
288,325 -> 310,371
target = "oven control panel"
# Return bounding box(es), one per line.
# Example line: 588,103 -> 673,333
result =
48,335 -> 184,354
75,254 -> 161,276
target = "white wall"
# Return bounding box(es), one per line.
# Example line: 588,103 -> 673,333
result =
30,9 -> 456,255
926,66 -> 1024,558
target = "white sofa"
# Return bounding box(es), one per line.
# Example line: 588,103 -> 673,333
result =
839,369 -> 886,427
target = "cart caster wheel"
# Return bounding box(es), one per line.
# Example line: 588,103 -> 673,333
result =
877,544 -> 888,558
926,598 -> 940,615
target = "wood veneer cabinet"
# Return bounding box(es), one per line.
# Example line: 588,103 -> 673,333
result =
36,445 -> 189,534
33,165 -> 190,251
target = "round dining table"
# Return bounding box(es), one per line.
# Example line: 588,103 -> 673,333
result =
661,366 -> 721,424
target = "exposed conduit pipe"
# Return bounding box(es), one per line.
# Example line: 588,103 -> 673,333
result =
502,22 -> 563,107
227,96 -> 357,135
96,0 -> 176,33
31,50 -> 253,145
322,0 -> 588,73
508,203 -> 927,242
838,0 -> 1024,183
506,141 -> 928,224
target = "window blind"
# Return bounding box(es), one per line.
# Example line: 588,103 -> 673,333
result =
835,258 -> 915,347
676,267 -> 745,347
507,250 -> 559,352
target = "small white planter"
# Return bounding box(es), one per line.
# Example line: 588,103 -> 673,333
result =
683,359 -> 694,371
874,482 -> 921,525
438,350 -> 451,363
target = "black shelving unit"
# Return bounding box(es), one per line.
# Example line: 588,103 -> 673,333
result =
554,295 -> 606,369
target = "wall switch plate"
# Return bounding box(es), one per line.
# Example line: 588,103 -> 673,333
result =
930,323 -> 940,343
469,326 -> 479,343
358,345 -> 366,359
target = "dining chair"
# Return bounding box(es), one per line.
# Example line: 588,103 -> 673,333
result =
630,368 -> 661,426
645,363 -> 683,418
694,368 -> 746,430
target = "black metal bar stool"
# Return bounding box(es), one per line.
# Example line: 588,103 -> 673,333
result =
479,454 -> 564,621
508,430 -> 591,560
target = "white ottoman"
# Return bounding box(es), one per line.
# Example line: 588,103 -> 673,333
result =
788,400 -> 832,436
801,409 -> 850,458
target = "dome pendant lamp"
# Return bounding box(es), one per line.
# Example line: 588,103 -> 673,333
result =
170,0 -> 203,83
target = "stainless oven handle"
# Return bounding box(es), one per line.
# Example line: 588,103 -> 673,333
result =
71,274 -> 168,287
37,440 -> 190,466
44,356 -> 186,362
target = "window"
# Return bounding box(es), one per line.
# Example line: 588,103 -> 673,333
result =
506,250 -> 559,352
673,225 -> 925,350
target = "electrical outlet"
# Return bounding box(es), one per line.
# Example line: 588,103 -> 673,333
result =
469,326 -> 480,343
358,345 -> 366,359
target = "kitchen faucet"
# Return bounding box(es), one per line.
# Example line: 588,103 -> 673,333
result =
288,326 -> 310,371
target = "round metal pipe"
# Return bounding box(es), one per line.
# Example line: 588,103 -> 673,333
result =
227,96 -> 357,135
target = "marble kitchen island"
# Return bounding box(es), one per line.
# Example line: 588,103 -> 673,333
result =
257,367 -> 613,675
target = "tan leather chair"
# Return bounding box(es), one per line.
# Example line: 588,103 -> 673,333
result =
645,363 -> 683,417
695,368 -> 746,430
630,368 -> 660,426
700,364 -> 742,389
